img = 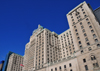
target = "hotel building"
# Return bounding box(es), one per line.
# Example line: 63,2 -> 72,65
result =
23,1 -> 100,71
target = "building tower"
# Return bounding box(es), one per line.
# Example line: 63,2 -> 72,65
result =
67,1 -> 100,54
23,25 -> 60,71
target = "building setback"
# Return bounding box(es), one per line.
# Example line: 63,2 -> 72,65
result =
23,1 -> 100,71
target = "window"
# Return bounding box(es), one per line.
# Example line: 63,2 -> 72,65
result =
73,22 -> 75,25
55,68 -> 57,71
80,22 -> 82,25
91,55 -> 96,60
87,42 -> 90,46
84,15 -> 87,17
91,30 -> 94,33
75,29 -> 77,32
77,37 -> 80,40
79,41 -> 81,45
72,19 -> 74,21
83,12 -> 85,14
75,12 -> 80,16
70,69 -> 72,71
77,17 -> 79,19
95,39 -> 98,42
93,34 -> 96,38
88,47 -> 92,51
51,69 -> 53,71
69,63 -> 72,67
74,26 -> 76,28
71,16 -> 73,18
59,66 -> 61,70
76,33 -> 79,36
87,22 -> 91,25
81,50 -> 83,53
82,29 -> 85,33
84,33 -> 87,36
81,26 -> 84,29
93,63 -> 99,68
83,59 -> 86,63
85,38 -> 88,41
97,44 -> 100,47
85,65 -> 88,70
80,45 -> 82,49
64,65 -> 66,68
82,9 -> 84,11
89,25 -> 92,29
86,18 -> 88,21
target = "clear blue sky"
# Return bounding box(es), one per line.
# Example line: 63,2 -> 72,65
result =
0,0 -> 100,61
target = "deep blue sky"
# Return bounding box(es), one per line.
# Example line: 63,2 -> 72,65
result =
0,0 -> 100,61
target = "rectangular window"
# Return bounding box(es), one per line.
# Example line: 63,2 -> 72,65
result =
79,41 -> 81,45
81,50 -> 83,53
69,63 -> 72,67
55,68 -> 57,70
80,45 -> 82,49
91,30 -> 94,33
84,33 -> 87,36
83,59 -> 86,63
75,29 -> 77,32
82,29 -> 85,33
87,22 -> 91,25
85,65 -> 88,70
76,33 -> 79,36
93,34 -> 96,38
80,22 -> 82,25
89,25 -> 92,29
77,37 -> 80,40
51,69 -> 53,71
81,26 -> 84,29
87,42 -> 90,46
64,65 -> 66,68
59,66 -> 61,70
95,39 -> 98,42
85,38 -> 88,41
86,18 -> 89,21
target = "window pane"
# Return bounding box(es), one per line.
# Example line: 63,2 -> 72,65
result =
85,65 -> 88,70
64,65 -> 66,68
83,59 -> 86,63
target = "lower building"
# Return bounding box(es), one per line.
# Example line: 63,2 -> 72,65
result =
2,51 -> 13,71
32,44 -> 100,71
6,53 -> 23,71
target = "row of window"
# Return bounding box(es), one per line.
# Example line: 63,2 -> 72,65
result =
51,63 -> 72,71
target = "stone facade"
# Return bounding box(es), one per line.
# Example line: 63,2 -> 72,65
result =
23,1 -> 100,71
6,53 -> 23,71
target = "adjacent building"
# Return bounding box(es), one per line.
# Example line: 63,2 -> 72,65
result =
2,51 -> 13,71
94,7 -> 100,24
23,1 -> 100,71
6,53 -> 23,71
2,51 -> 24,71
0,60 -> 4,71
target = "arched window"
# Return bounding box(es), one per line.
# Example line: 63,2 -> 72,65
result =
91,55 -> 96,60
